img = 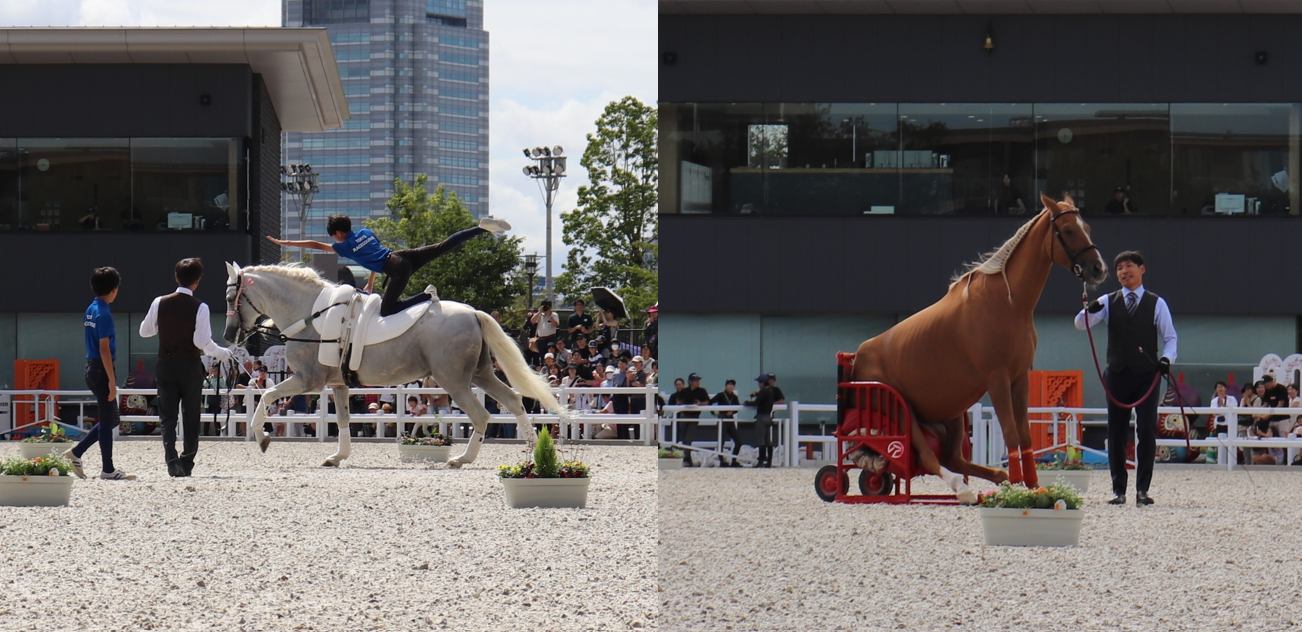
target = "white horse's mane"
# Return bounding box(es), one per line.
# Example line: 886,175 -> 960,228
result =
244,262 -> 333,288
948,209 -> 1049,301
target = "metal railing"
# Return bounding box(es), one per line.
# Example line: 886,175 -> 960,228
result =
0,383 -> 662,445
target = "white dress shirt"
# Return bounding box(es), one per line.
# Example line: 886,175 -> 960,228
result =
1073,285 -> 1178,362
139,287 -> 232,362
1210,394 -> 1237,428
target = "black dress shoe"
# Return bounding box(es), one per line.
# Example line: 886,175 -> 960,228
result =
1107,495 -> 1126,505
1136,491 -> 1154,505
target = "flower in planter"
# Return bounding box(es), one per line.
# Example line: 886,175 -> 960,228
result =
498,429 -> 590,479
1,454 -> 73,477
657,448 -> 684,460
977,481 -> 1083,510
1035,447 -> 1093,471
399,432 -> 452,447
19,425 -> 73,444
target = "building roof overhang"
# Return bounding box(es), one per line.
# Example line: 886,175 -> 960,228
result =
0,27 -> 349,132
661,0 -> 1302,15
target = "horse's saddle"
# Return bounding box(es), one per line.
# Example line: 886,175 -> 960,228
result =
306,285 -> 434,372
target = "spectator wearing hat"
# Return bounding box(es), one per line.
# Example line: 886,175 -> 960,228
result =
567,298 -> 595,345
629,356 -> 649,417
530,299 -> 560,355
745,374 -> 784,468
1105,186 -> 1134,215
711,379 -> 744,467
671,373 -> 711,466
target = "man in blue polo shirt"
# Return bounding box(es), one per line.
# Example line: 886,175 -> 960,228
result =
64,267 -> 135,480
267,213 -> 510,317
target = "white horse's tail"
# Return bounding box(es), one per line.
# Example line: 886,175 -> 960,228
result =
475,311 -> 569,418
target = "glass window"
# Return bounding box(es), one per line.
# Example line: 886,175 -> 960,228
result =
440,52 -> 478,66
897,104 -> 1035,216
1035,104 -> 1170,216
19,138 -> 129,231
426,0 -> 467,18
441,69 -> 478,83
1171,104 -> 1299,215
0,140 -> 16,230
306,0 -> 369,25
130,139 -> 241,231
440,87 -> 479,101
440,35 -> 478,49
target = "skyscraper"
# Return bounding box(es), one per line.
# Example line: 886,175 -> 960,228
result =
282,0 -> 489,242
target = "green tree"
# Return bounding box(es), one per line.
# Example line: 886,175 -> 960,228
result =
367,175 -> 524,313
555,96 -> 658,318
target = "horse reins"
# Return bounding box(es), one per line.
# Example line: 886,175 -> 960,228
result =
1048,209 -> 1100,280
227,273 -> 347,345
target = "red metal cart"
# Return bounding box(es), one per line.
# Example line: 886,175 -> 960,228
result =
813,353 -> 970,505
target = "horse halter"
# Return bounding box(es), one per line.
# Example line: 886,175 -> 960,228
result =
226,273 -> 267,348
1048,209 -> 1099,279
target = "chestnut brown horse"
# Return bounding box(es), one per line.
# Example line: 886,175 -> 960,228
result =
851,193 -> 1108,502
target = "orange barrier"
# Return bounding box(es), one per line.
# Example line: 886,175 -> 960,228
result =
1028,370 -> 1082,452
12,359 -> 59,436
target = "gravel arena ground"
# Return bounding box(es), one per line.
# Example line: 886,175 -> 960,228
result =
0,440 -> 657,632
659,465 -> 1302,632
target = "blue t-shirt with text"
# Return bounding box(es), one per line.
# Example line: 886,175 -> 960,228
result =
84,297 -> 115,361
331,228 -> 391,273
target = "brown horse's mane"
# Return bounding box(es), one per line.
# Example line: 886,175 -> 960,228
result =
948,209 -> 1048,300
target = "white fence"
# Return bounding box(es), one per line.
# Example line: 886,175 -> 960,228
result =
664,401 -> 1302,470
0,384 -> 661,445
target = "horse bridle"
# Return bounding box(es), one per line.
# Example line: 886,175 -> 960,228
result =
1048,209 -> 1099,279
227,271 -> 346,346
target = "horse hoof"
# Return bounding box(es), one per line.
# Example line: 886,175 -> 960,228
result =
258,436 -> 271,454
956,487 -> 978,505
322,459 -> 338,468
446,459 -> 463,469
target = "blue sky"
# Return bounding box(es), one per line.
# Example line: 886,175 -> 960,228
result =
0,0 -> 658,279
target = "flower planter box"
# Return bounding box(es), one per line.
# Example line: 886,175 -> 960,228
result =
0,474 -> 75,507
397,444 -> 452,463
979,507 -> 1085,547
501,477 -> 591,508
658,459 -> 684,471
19,443 -> 72,460
1037,470 -> 1092,493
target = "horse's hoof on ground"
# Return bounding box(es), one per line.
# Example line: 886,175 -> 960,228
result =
322,459 -> 338,467
258,436 -> 271,453
956,487 -> 978,505
446,459 -> 463,469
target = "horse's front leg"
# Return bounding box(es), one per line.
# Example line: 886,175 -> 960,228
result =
988,373 -> 1030,485
445,385 -> 490,468
324,385 -> 352,467
941,416 -> 1008,485
1010,372 -> 1037,488
250,374 -> 311,454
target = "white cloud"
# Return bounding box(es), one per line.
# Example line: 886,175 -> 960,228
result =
0,0 -> 280,26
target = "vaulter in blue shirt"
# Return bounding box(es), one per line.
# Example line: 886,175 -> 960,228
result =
70,267 -> 135,480
267,213 -> 511,317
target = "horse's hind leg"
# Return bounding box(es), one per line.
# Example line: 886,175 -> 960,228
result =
913,419 -> 977,505
445,381 -> 492,468
474,360 -> 534,448
940,417 -> 1009,485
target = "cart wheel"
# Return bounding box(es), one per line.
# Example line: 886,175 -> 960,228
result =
859,469 -> 893,496
814,465 -> 847,503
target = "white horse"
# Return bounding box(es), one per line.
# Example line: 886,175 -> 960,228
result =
223,262 -> 564,467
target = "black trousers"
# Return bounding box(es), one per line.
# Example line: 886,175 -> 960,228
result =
379,226 -> 487,316
157,358 -> 205,475
755,413 -> 777,466
676,419 -> 699,463
72,360 -> 118,474
1106,369 -> 1160,495
719,420 -> 744,464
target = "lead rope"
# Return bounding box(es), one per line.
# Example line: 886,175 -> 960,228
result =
1080,284 -> 1194,461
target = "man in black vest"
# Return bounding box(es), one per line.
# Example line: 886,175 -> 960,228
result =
140,258 -> 232,477
1075,251 -> 1178,505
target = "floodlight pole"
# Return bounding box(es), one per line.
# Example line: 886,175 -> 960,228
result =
522,148 -> 566,300
280,163 -> 319,262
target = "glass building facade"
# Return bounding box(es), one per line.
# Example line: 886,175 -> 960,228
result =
282,0 -> 489,241
0,138 -> 243,232
662,102 -> 1302,218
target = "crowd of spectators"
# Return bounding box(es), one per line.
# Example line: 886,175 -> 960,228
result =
665,373 -> 784,467
1210,374 -> 1302,465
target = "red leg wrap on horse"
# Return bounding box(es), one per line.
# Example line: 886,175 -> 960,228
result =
1021,448 -> 1039,488
1006,448 -> 1023,483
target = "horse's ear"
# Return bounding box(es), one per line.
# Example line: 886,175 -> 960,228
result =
1062,192 -> 1077,208
225,261 -> 240,283
1039,192 -> 1058,211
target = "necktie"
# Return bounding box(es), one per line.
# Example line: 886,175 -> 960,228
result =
1126,291 -> 1138,316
